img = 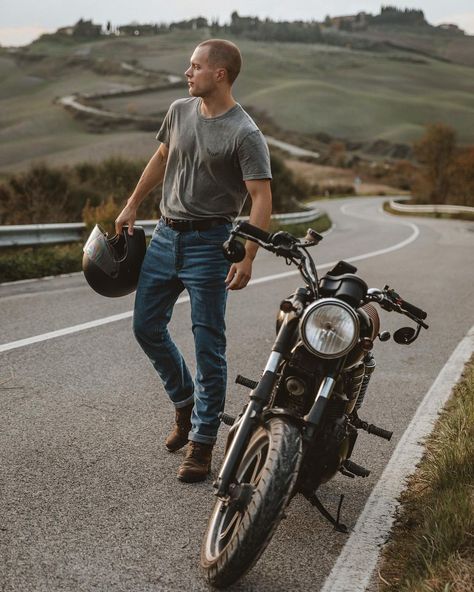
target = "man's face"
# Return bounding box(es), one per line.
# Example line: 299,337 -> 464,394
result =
184,46 -> 220,97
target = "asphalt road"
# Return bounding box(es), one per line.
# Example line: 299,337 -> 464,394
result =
1,197 -> 473,592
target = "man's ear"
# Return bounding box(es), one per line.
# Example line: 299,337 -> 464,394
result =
216,68 -> 227,82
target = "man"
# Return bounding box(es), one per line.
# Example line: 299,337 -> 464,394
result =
115,39 -> 272,483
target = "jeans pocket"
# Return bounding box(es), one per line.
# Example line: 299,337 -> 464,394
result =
196,223 -> 232,245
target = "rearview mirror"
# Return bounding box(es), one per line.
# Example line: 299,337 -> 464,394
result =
393,327 -> 417,345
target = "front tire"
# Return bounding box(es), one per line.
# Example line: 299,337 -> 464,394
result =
201,417 -> 302,588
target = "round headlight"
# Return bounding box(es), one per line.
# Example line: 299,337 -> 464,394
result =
300,298 -> 359,358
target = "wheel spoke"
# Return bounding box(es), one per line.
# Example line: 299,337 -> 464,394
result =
249,449 -> 262,484
218,510 -> 242,543
247,442 -> 268,485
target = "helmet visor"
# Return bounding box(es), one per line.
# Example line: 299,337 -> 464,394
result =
83,225 -> 120,278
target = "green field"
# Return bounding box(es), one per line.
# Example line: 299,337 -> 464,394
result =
1,28 -> 473,172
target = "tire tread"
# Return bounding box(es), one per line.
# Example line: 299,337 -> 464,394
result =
201,418 -> 302,588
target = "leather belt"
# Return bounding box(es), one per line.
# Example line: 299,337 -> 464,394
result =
162,216 -> 229,232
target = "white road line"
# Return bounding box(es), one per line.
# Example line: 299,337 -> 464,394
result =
320,325 -> 474,592
0,206 -> 419,353
0,295 -> 189,353
0,284 -> 91,302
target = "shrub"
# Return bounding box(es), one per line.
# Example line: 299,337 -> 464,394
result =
0,157 -> 161,225
0,243 -> 83,283
0,163 -> 71,224
268,152 -> 310,213
413,123 -> 456,204
0,151 -> 308,227
82,196 -> 118,235
449,148 -> 474,207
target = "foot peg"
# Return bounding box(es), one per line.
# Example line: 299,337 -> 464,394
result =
367,424 -> 393,440
353,417 -> 393,441
343,459 -> 370,478
235,375 -> 259,389
219,412 -> 236,426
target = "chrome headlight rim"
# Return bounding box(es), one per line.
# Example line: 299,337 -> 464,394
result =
300,298 -> 360,359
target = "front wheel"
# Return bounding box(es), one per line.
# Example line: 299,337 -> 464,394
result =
201,417 -> 302,588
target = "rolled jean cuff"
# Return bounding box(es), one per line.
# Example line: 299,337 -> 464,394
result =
189,432 -> 216,445
174,393 -> 194,409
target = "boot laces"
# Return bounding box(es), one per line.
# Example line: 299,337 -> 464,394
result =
188,442 -> 209,458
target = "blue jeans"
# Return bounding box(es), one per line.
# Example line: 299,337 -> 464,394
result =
133,219 -> 232,445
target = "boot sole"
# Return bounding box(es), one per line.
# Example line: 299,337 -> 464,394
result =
177,471 -> 209,483
165,439 -> 189,453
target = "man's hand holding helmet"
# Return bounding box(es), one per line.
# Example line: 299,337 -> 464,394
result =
115,201 -> 137,236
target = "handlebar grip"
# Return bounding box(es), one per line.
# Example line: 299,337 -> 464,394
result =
238,221 -> 273,244
400,299 -> 427,320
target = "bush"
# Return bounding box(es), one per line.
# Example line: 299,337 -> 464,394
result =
412,123 -> 474,207
449,148 -> 474,207
82,196 -> 118,235
0,157 -> 161,225
0,163 -> 71,224
0,243 -> 83,283
413,123 -> 456,204
267,152 -> 310,213
0,151 -> 309,227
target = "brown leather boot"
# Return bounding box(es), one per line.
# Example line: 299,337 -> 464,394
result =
177,441 -> 213,483
165,403 -> 193,452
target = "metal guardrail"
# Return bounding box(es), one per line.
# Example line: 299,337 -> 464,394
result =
0,208 -> 322,248
0,223 -> 86,247
389,200 -> 474,215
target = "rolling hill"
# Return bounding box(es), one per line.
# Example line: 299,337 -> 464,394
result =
0,25 -> 473,173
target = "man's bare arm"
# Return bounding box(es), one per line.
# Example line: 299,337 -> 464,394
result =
225,178 -> 272,290
115,143 -> 169,235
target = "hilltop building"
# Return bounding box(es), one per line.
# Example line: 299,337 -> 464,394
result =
57,19 -> 102,39
437,23 -> 465,34
327,13 -> 368,32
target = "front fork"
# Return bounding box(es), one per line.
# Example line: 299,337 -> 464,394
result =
213,308 -> 300,497
213,351 -> 283,497
213,289 -> 345,498
302,357 -> 346,440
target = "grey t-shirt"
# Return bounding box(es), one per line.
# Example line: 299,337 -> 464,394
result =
156,98 -> 272,221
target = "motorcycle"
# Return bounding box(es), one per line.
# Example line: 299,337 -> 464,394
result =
200,221 -> 429,588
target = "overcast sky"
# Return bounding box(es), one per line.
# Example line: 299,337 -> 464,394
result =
1,1 -> 473,46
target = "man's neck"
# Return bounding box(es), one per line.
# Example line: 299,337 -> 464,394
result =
199,93 -> 236,118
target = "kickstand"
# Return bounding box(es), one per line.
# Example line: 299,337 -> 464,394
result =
306,492 -> 348,533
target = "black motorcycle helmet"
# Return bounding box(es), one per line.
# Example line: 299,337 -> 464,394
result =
82,224 -> 146,297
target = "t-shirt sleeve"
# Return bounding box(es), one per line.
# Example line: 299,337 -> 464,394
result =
237,130 -> 272,181
156,104 -> 174,145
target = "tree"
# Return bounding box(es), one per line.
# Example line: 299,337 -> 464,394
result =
413,123 -> 456,204
449,148 -> 474,207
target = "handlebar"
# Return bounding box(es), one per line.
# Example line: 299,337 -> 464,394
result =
230,221 -> 303,261
383,287 -> 427,321
397,297 -> 427,320
367,288 -> 428,328
238,221 -> 274,244
228,223 -> 428,329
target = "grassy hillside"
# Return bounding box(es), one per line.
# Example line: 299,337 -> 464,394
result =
1,28 -> 473,172
350,24 -> 474,67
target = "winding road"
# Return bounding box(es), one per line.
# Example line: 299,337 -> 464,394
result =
1,198 -> 473,591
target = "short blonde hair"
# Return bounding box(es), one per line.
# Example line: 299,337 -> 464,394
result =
198,39 -> 242,84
